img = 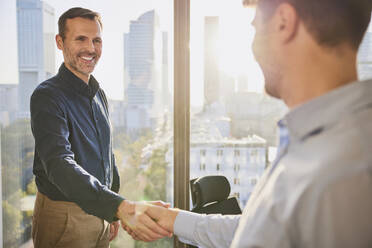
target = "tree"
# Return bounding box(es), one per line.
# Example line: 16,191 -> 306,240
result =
135,147 -> 173,248
110,128 -> 173,248
1,119 -> 35,247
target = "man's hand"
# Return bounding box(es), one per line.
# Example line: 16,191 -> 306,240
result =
117,200 -> 172,242
109,221 -> 120,241
145,204 -> 180,233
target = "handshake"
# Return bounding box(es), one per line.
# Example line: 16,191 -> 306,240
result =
115,200 -> 180,242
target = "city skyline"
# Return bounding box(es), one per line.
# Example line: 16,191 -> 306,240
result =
0,0 -> 173,101
1,0 -> 371,106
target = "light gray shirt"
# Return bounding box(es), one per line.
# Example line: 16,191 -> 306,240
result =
174,80 -> 372,248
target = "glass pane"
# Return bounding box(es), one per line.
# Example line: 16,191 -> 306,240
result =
358,21 -> 372,80
187,1 -> 372,213
188,0 -> 288,210
0,0 -> 173,247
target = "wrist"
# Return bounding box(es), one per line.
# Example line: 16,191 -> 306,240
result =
116,200 -> 134,219
166,208 -> 180,232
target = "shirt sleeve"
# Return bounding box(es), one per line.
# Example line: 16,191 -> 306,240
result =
174,210 -> 241,248
111,154 -> 120,193
30,89 -> 124,222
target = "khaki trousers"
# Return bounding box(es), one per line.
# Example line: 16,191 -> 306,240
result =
32,192 -> 110,248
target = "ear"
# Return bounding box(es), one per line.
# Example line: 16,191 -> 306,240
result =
273,3 -> 299,43
55,34 -> 63,50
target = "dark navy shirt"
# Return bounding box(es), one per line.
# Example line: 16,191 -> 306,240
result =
31,63 -> 124,222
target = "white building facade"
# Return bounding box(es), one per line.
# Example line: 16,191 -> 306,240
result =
166,120 -> 267,209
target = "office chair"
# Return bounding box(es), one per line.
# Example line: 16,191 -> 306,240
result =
187,175 -> 242,247
190,175 -> 242,215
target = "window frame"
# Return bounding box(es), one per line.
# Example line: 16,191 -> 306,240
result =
173,0 -> 191,247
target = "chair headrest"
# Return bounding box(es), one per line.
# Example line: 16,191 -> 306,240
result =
190,175 -> 231,209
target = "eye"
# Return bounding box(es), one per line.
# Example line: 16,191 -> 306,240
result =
76,36 -> 86,41
94,38 -> 102,44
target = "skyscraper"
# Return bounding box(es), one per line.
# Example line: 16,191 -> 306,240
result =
1,0 -> 19,127
0,85 -> 18,126
16,0 -> 55,116
204,16 -> 220,105
124,10 -> 167,133
162,31 -> 171,108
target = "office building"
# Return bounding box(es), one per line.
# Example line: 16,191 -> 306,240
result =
16,0 -> 55,115
166,115 -> 267,208
0,85 -> 18,126
204,16 -> 220,105
123,10 -> 168,133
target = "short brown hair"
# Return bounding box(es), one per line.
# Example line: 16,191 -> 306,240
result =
245,0 -> 372,50
58,7 -> 103,40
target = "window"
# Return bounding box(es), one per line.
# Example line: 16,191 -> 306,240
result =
189,0 -> 288,210
250,178 -> 258,186
1,0 -> 174,247
2,0 -> 371,247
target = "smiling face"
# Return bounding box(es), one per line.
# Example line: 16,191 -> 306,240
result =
56,17 -> 102,82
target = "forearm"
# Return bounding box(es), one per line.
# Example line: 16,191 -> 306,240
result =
174,211 -> 241,248
44,156 -> 124,222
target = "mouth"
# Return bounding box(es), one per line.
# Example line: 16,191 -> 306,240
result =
79,55 -> 96,65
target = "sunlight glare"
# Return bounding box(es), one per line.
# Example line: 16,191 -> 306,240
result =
218,7 -> 264,93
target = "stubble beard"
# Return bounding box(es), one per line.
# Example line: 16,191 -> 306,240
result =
64,46 -> 98,78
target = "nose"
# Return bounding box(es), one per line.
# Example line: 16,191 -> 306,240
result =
85,39 -> 95,53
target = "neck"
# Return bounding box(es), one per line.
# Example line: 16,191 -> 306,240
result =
64,63 -> 90,84
281,46 -> 358,109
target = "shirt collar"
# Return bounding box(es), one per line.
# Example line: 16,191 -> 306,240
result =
281,79 -> 372,141
56,63 -> 100,99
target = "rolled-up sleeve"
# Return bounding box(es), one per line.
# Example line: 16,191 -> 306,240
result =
174,210 -> 241,248
31,89 -> 124,222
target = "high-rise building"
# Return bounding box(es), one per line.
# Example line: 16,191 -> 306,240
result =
16,0 -> 55,116
108,99 -> 125,128
204,16 -> 220,105
125,10 -> 161,88
162,32 -> 171,108
1,0 -> 19,128
124,10 -> 167,133
0,85 -> 18,126
358,29 -> 372,80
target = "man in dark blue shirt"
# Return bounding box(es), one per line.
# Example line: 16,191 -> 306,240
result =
30,7 -> 170,247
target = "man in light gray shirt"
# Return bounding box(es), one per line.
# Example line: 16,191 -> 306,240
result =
121,0 -> 372,247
